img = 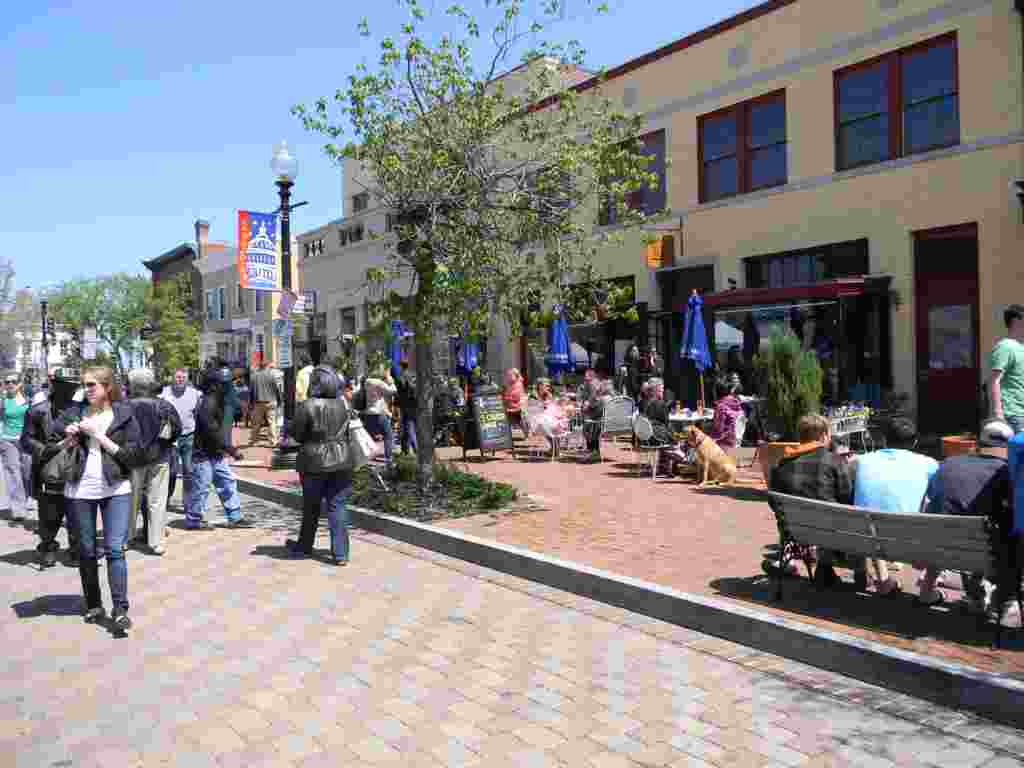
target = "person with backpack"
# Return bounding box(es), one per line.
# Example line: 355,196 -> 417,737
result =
186,369 -> 244,529
285,366 -> 353,565
21,372 -> 80,568
126,369 -> 182,555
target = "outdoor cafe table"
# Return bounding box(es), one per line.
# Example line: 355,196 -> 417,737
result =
668,410 -> 715,429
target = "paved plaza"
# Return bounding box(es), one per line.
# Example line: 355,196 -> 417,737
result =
1,493 -> 1023,767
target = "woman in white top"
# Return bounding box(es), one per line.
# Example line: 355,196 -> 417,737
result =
361,370 -> 397,464
61,366 -> 142,633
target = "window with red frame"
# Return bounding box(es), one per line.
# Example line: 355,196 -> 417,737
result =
835,33 -> 958,171
598,130 -> 667,226
698,90 -> 787,203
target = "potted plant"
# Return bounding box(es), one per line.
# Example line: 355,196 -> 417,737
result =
753,330 -> 824,483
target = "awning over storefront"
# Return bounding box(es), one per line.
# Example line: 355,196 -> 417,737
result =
697,277 -> 885,310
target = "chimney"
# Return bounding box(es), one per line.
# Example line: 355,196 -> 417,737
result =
194,219 -> 210,260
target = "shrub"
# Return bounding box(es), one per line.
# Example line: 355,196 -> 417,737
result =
754,330 -> 823,442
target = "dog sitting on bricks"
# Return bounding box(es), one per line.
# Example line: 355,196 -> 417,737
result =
684,425 -> 738,487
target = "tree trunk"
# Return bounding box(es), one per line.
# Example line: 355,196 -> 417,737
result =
414,338 -> 435,490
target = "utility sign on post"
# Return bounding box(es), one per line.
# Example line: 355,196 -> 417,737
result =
273,319 -> 293,369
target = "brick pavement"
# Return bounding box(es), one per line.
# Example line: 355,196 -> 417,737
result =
2,492 -> 1023,767
230,426 -> 1024,677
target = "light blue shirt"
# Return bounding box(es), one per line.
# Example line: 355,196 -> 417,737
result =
853,449 -> 939,514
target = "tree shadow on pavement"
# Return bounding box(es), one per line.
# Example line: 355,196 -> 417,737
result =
709,572 -> 1024,653
12,594 -> 84,619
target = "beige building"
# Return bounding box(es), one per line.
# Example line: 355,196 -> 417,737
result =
542,0 -> 1024,435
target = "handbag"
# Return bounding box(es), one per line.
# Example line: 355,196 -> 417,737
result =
40,446 -> 73,486
346,416 -> 377,470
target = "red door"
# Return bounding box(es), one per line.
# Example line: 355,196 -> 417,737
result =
914,224 -> 980,436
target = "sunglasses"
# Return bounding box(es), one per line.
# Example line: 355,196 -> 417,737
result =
4,380 -> 18,385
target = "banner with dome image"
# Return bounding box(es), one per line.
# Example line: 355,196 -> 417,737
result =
237,210 -> 279,291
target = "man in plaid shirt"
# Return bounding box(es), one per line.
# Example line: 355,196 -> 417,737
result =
769,413 -> 853,589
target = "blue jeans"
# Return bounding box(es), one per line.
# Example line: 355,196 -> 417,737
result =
1008,415 -> 1024,434
69,494 -> 131,612
362,413 -> 393,462
400,413 -> 418,455
188,455 -> 241,524
299,473 -> 352,560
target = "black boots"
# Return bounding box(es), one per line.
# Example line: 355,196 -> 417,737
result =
79,557 -> 102,615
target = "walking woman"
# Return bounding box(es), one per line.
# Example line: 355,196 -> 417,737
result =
61,366 -> 142,631
0,373 -> 33,523
285,366 -> 353,565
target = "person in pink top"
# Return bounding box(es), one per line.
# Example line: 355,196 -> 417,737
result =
709,372 -> 745,451
502,368 -> 526,431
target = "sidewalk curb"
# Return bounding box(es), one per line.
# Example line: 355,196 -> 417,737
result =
237,476 -> 1024,728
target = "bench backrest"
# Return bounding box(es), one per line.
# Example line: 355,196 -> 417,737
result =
767,492 -> 993,573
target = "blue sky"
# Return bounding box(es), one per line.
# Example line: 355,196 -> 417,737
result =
2,0 -> 761,292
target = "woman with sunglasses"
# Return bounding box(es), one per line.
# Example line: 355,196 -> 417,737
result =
0,374 -> 33,523
61,366 -> 142,632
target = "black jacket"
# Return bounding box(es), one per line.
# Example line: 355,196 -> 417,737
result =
130,397 -> 181,465
291,395 -> 351,478
396,373 -> 418,413
20,400 -> 66,496
193,393 -> 233,459
58,401 -> 143,489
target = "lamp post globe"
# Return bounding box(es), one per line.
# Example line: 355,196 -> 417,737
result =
272,141 -> 298,425
271,141 -> 298,182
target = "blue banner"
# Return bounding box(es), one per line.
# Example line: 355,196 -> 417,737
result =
238,210 -> 279,291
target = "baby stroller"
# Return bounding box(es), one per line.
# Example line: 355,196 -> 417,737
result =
433,395 -> 463,447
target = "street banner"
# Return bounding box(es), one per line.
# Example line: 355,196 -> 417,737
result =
237,211 -> 279,291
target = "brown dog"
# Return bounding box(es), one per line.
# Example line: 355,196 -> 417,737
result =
685,425 -> 737,486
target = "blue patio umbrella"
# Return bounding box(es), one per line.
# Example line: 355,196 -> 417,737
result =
681,290 -> 712,406
544,307 -> 575,381
387,320 -> 411,378
455,334 -> 479,376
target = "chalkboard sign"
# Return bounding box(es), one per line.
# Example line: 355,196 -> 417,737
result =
465,384 -> 513,456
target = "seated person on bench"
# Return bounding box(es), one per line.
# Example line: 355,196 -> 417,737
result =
766,414 -> 853,588
849,417 -> 938,596
918,420 -> 1018,623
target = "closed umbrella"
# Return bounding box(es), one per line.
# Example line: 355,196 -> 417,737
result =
544,308 -> 574,381
681,290 -> 712,408
387,320 -> 411,378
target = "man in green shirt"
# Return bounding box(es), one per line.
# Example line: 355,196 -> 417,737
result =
990,304 -> 1024,434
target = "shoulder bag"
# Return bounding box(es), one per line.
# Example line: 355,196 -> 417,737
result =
345,398 -> 377,470
40,444 -> 74,486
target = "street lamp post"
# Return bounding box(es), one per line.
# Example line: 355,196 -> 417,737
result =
271,141 -> 299,422
39,299 -> 50,379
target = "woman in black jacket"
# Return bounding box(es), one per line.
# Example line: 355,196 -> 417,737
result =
187,371 -> 244,529
285,366 -> 353,565
60,366 -> 143,632
21,375 -> 80,568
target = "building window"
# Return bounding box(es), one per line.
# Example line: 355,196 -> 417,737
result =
21,341 -> 32,356
385,214 -> 397,233
217,287 -> 226,320
350,225 -> 364,243
59,339 -> 70,357
352,192 -> 369,213
599,130 -> 667,226
254,290 -> 265,313
236,283 -> 245,312
745,239 -> 869,289
699,90 -> 787,203
206,290 -> 217,321
835,32 -> 958,171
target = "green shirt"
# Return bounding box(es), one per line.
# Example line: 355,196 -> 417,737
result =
990,338 -> 1024,418
1,396 -> 28,441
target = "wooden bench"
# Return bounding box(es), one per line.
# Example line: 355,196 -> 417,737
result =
766,492 -> 1023,645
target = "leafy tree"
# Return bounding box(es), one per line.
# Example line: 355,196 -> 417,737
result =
43,274 -> 150,375
295,0 -> 658,482
146,274 -> 200,380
